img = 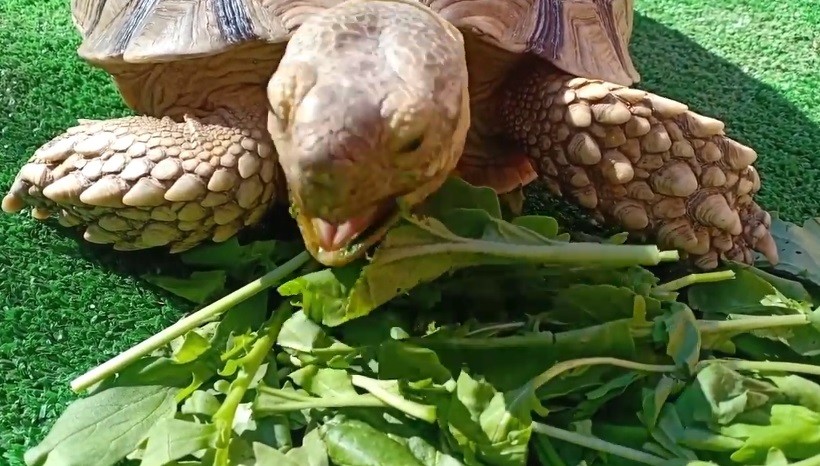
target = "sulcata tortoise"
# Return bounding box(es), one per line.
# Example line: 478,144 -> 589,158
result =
1,0 -> 779,269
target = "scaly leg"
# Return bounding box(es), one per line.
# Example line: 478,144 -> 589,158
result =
2,111 -> 281,252
499,63 -> 778,269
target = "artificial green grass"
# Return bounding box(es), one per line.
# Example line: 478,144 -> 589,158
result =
0,0 -> 817,463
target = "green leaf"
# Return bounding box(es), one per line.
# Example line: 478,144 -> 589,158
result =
173,331 -> 212,364
140,418 -> 219,466
549,284 -> 662,327
276,311 -> 356,366
181,237 -> 276,268
181,390 -> 222,417
92,354 -> 219,393
376,340 -> 453,384
415,177 -> 503,220
766,374 -> 820,412
335,309 -> 417,347
510,215 -> 560,239
737,262 -> 814,303
765,215 -> 820,288
210,292 -> 269,353
413,318 -> 638,391
180,238 -> 304,281
762,448 -> 790,466
253,443 -> 303,466
649,403 -> 699,460
253,428 -> 328,466
277,263 -> 364,326
720,404 -> 820,463
143,270 -> 227,304
687,267 -> 782,316
321,417 -> 427,466
24,385 -> 179,466
780,307 -> 820,357
436,372 -> 535,466
279,177 -> 669,327
639,376 -> 682,429
289,366 -> 358,397
674,363 -> 779,427
660,303 -> 702,371
575,372 -> 645,419
400,436 -> 466,466
735,291 -> 820,357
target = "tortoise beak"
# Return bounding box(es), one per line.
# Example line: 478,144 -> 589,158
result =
294,198 -> 400,267
311,204 -> 382,251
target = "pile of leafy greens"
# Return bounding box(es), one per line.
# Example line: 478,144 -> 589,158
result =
23,178 -> 820,466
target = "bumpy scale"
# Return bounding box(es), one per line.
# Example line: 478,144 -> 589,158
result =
2,112 -> 279,252
500,63 -> 778,269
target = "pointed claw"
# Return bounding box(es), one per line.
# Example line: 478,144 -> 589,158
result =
753,231 -> 779,265
693,194 -> 743,236
32,207 -> 51,220
1,192 -> 24,213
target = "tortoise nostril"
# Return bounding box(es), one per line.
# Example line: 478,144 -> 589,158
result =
328,132 -> 373,163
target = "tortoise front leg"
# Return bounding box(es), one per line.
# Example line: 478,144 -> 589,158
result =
499,63 -> 778,270
2,111 -> 280,253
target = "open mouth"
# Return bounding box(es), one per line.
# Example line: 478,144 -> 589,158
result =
296,198 -> 401,266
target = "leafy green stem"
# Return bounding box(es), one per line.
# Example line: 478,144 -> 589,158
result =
70,251 -> 312,393
256,387 -> 318,402
696,359 -> 820,377
697,314 -> 811,334
254,389 -> 388,413
531,357 -> 677,391
532,434 -> 569,466
350,375 -> 438,423
212,302 -> 294,466
465,322 -> 525,337
376,241 -> 679,266
656,270 -> 736,292
531,422 -> 667,466
789,453 -> 820,466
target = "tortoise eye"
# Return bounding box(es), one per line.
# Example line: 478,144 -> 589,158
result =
398,136 -> 424,153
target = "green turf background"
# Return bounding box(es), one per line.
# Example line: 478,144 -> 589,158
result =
0,0 -> 817,463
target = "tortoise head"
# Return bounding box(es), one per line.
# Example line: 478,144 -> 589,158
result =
267,0 -> 469,266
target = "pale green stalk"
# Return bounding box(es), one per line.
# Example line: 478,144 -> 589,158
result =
791,453 -> 820,466
531,356 -> 820,392
377,241 -> 679,266
351,375 -> 438,423
254,391 -> 388,412
696,359 -> 820,377
656,270 -> 736,292
698,314 -> 811,335
531,422 -> 667,466
531,357 -> 677,391
70,251 -> 311,393
212,302 -> 293,466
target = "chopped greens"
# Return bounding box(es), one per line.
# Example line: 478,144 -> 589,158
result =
23,178 -> 820,466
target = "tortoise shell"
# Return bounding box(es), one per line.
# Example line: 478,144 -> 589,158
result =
71,0 -> 639,85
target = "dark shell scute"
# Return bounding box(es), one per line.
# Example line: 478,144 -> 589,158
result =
114,0 -> 161,55
212,0 -> 256,43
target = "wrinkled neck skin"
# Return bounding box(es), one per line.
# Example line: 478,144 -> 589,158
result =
267,0 -> 470,266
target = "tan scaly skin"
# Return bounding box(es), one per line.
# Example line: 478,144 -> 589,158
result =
1,44 -> 282,253
2,0 -> 778,270
496,60 -> 778,269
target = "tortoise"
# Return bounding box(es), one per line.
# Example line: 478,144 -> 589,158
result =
1,0 -> 779,270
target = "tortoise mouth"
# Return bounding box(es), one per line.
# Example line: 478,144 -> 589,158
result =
296,198 -> 401,267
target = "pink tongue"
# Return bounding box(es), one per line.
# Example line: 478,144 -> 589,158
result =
312,207 -> 378,251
